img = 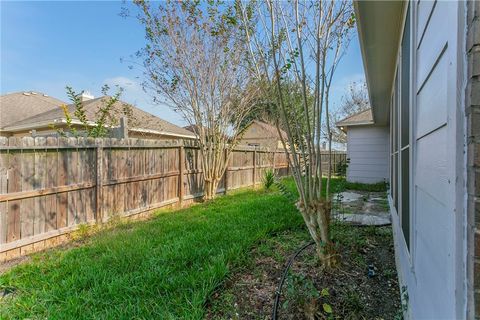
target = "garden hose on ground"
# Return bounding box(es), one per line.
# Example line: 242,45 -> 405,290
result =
272,241 -> 315,320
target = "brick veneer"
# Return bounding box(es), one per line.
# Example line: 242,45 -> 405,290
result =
467,0 -> 480,318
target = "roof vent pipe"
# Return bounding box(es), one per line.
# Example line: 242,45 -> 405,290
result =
80,91 -> 94,102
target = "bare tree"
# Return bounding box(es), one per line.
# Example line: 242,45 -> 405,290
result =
133,1 -> 259,200
239,0 -> 354,267
326,81 -> 370,145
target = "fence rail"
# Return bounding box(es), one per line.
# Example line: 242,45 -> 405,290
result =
0,136 -> 345,261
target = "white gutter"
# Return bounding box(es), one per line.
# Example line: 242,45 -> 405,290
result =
336,121 -> 375,127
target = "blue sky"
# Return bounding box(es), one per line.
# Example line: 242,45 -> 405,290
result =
1,0 -> 365,127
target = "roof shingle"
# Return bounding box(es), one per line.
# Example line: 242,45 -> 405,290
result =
0,91 -> 66,129
336,108 -> 373,127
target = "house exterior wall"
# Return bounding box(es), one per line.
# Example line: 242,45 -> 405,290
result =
466,0 -> 480,318
388,1 -> 467,318
346,126 -> 389,184
238,123 -> 280,150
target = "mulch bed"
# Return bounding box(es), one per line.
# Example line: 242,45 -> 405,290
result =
206,223 -> 401,319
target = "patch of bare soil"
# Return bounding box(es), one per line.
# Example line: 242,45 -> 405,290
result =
206,224 -> 401,319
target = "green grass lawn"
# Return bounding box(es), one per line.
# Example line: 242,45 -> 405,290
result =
0,179 -> 288,319
0,178 -> 345,319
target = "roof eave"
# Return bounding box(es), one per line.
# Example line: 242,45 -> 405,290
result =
2,118 -> 94,132
336,121 -> 375,128
354,0 -> 406,126
4,119 -> 197,139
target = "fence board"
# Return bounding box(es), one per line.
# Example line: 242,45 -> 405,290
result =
45,138 -> 58,232
20,137 -> 35,239
7,138 -> 21,242
57,139 -> 68,229
0,138 -> 8,244
33,137 -> 47,235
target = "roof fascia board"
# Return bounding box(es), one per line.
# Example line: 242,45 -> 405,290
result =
353,0 -> 406,126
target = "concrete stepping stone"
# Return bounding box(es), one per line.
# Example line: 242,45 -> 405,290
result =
336,192 -> 363,202
336,213 -> 391,226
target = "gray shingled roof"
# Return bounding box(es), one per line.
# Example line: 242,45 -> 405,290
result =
336,108 -> 373,127
4,95 -> 196,138
0,91 -> 66,129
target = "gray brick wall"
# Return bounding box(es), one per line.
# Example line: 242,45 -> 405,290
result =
467,0 -> 480,318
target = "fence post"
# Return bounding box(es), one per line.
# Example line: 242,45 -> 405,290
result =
178,145 -> 185,207
253,148 -> 257,187
224,148 -> 229,194
95,140 -> 103,224
286,152 -> 290,176
272,150 -> 276,171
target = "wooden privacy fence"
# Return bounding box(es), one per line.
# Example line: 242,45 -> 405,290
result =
0,136 -> 345,261
319,151 -> 348,174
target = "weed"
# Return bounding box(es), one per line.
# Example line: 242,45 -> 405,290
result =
262,168 -> 276,190
394,285 -> 409,320
344,289 -> 364,314
383,268 -> 396,278
284,272 -> 320,317
378,198 -> 390,211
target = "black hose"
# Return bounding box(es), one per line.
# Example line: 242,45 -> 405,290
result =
271,240 -> 315,320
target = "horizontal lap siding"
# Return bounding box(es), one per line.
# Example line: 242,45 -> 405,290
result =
346,126 -> 389,183
397,1 -> 461,319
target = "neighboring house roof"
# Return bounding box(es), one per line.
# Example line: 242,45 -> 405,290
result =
3,95 -> 196,139
354,0 -> 405,125
245,120 -> 288,140
183,125 -> 198,133
0,91 -> 66,130
336,108 -> 374,129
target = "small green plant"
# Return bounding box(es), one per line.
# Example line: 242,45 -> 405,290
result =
284,272 -> 320,316
336,158 -> 349,177
382,268 -> 396,278
275,179 -> 295,201
262,168 -> 276,190
70,223 -> 98,241
344,289 -> 364,314
53,84 -> 124,138
394,285 -> 409,320
283,274 -> 335,318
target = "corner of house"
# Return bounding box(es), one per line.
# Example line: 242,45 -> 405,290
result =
466,0 -> 480,318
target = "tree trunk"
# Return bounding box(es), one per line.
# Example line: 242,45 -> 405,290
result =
298,200 -> 338,268
204,178 -> 219,201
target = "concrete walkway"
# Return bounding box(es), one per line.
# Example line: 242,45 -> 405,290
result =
333,190 -> 390,226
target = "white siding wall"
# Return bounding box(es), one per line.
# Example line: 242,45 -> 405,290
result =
390,1 -> 466,319
346,126 -> 389,184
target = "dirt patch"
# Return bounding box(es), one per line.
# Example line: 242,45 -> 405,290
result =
0,256 -> 30,274
206,223 -> 401,319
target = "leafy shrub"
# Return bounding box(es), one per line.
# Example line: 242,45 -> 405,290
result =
262,168 -> 276,190
336,158 -> 349,177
